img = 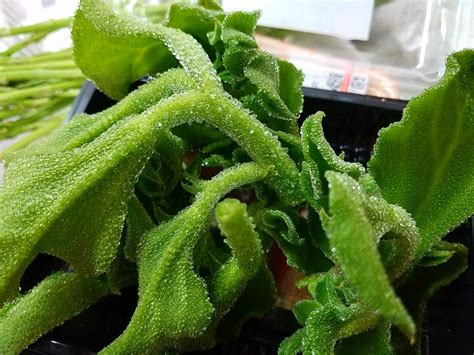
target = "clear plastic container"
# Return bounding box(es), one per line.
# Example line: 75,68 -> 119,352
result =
251,0 -> 474,100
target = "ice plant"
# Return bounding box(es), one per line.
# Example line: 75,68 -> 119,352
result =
0,0 -> 472,353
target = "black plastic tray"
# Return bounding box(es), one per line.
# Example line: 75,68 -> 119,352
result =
24,82 -> 473,354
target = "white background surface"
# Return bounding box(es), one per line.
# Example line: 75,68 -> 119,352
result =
223,0 -> 374,40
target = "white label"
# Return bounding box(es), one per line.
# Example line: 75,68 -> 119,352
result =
347,74 -> 369,94
290,58 -> 369,94
222,0 -> 374,41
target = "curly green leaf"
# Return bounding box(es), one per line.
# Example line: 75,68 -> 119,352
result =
0,272 -> 109,353
73,0 -> 220,99
102,163 -> 268,353
324,171 -> 416,338
369,50 -> 474,258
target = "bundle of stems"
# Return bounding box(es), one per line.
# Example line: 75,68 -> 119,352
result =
0,18 -> 85,158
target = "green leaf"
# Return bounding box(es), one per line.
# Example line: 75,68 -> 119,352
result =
277,59 -> 304,116
201,154 -> 232,168
301,307 -> 353,353
102,163 -> 268,353
280,273 -> 379,355
216,263 -> 276,341
255,207 -> 332,274
106,249 -> 137,295
244,52 -> 298,122
273,129 -> 304,168
0,272 -> 109,353
130,89 -> 303,205
136,131 -> 185,198
212,10 -> 302,135
210,198 -> 264,317
0,82 -> 301,303
0,113 -> 158,303
335,322 -> 393,355
173,123 -> 226,149
73,0 -> 220,99
216,10 -> 260,78
166,2 -> 224,56
300,160 -> 323,211
279,328 -> 304,355
301,308 -> 379,354
394,241 -> 468,354
369,50 -> 474,258
418,242 -> 455,267
16,68 -> 194,157
197,0 -> 223,11
293,299 -> 320,325
221,11 -> 260,51
0,70 -> 193,303
301,112 -> 365,200
263,209 -> 304,246
324,171 -> 417,338
179,198 -> 267,351
124,195 -> 155,262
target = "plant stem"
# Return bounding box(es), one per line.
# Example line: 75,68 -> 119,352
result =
57,89 -> 80,98
0,18 -> 71,37
14,98 -> 51,108
0,108 -> 22,121
0,69 -> 84,84
0,49 -> 72,64
0,31 -> 49,56
0,81 -> 82,104
1,60 -> 76,71
0,98 -> 70,137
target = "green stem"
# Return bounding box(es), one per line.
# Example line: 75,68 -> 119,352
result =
57,89 -> 80,98
12,98 -> 51,108
0,108 -> 22,121
0,81 -> 82,104
14,79 -> 49,89
0,49 -> 72,64
0,98 -> 70,138
0,31 -> 49,56
0,18 -> 71,37
1,60 -> 76,71
0,69 -> 84,84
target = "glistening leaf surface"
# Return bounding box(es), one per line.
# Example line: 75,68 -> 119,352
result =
0,272 -> 109,354
0,113 -> 157,302
211,198 -> 263,317
279,273 -> 379,354
179,198 -> 267,351
300,112 -> 365,205
102,163 -> 268,353
16,68 -> 194,157
324,172 -> 416,338
369,50 -> 474,258
73,0 -> 219,99
136,89 -> 303,205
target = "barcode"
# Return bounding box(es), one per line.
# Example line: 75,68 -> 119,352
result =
348,74 -> 369,94
296,61 -> 369,95
326,72 -> 344,91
